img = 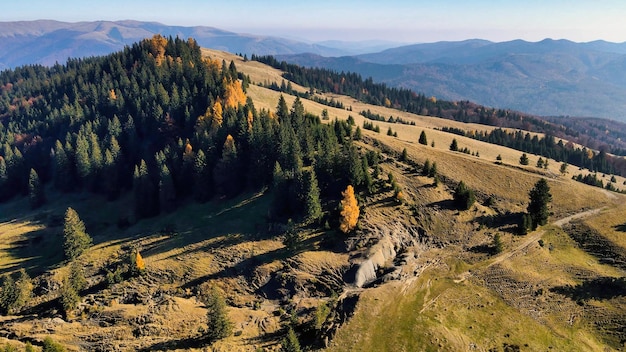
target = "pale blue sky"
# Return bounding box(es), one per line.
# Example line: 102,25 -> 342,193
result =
2,0 -> 625,43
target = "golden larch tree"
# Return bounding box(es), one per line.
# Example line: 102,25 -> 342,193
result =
339,185 -> 359,233
135,251 -> 145,271
211,100 -> 223,131
149,34 -> 168,66
224,79 -> 247,109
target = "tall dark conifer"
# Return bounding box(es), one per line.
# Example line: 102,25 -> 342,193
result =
28,168 -> 45,209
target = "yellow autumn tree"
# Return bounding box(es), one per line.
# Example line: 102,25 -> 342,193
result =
135,251 -> 145,272
130,250 -> 145,276
224,79 -> 247,109
211,100 -> 223,131
149,34 -> 167,66
339,185 -> 359,233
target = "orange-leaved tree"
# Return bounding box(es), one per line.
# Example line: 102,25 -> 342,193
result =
339,185 -> 359,233
223,79 -> 247,109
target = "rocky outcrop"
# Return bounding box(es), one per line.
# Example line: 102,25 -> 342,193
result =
350,222 -> 428,288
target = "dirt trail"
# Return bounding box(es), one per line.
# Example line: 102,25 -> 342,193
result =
455,207 -> 605,283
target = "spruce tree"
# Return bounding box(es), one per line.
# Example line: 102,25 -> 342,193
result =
63,207 -> 92,260
28,168 -> 45,209
52,140 -> 73,193
527,178 -> 552,230
450,138 -> 459,151
519,153 -> 529,165
419,130 -> 428,145
302,169 -> 322,222
203,286 -> 232,343
68,261 -> 87,292
159,164 -> 176,213
453,181 -> 476,210
280,327 -> 302,352
493,233 -> 504,254
133,160 -> 158,218
194,149 -> 212,202
0,274 -> 16,315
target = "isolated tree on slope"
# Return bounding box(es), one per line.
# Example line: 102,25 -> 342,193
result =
419,130 -> 428,145
204,286 -> 232,343
63,207 -> 92,260
527,178 -> 552,230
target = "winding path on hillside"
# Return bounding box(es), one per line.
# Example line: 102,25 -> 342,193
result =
454,207 -> 605,283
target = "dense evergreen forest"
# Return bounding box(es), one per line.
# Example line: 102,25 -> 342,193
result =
0,36 -> 376,223
252,55 -> 626,176
440,127 -> 626,176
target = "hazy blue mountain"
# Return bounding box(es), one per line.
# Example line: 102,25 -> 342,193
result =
0,20 -> 350,70
279,39 -> 626,120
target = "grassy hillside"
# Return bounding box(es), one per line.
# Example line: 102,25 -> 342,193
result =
0,45 -> 625,351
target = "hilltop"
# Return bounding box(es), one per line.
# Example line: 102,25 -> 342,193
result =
0,37 -> 625,351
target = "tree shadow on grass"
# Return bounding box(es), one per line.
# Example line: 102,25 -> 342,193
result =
138,335 -> 206,352
180,246 -> 289,291
427,199 -> 457,210
476,212 -> 525,235
138,192 -> 274,261
1,227 -> 65,276
614,223 -> 626,232
551,276 -> 626,301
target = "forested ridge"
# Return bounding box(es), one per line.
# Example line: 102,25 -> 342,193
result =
440,127 -> 626,176
0,36 -> 375,222
252,54 -> 626,176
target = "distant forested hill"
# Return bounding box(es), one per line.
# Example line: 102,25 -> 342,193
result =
0,20 -> 356,71
278,39 -> 626,121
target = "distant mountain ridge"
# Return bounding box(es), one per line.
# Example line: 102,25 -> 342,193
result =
279,38 -> 626,121
0,20 -> 404,70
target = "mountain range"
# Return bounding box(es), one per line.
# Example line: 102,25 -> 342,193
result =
279,38 -> 626,120
0,20 -> 401,70
1,20 -> 626,120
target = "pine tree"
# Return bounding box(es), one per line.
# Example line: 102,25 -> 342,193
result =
42,336 -> 66,352
527,178 -> 552,230
193,149 -> 212,202
428,162 -> 438,178
422,159 -> 431,176
419,130 -> 428,145
60,278 -> 79,317
453,181 -> 476,210
0,274 -> 16,315
28,168 -> 45,209
203,286 -> 232,343
63,207 -> 92,260
493,233 -> 504,254
353,126 -> 362,140
302,169 -> 322,222
450,138 -> 459,151
400,148 -> 408,162
519,153 -> 529,165
280,327 -> 302,352
133,160 -> 158,218
158,164 -> 176,213
52,140 -> 73,192
536,157 -> 544,168
339,185 -> 359,233
68,261 -> 87,292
